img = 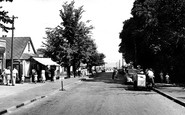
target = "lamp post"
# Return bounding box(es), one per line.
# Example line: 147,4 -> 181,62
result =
10,15 -> 18,86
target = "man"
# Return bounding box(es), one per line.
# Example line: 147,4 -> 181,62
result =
5,67 -> 11,86
147,68 -> 155,87
12,67 -> 18,86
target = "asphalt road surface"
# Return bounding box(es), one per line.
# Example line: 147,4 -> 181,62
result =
8,72 -> 185,115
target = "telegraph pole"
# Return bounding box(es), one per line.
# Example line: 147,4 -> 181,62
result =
11,15 -> 18,86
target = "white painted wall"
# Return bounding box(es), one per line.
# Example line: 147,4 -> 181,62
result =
23,41 -> 35,54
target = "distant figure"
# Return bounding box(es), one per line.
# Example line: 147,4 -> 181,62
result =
41,69 -> 46,83
165,73 -> 170,84
21,75 -> 25,84
12,67 -> 18,86
112,68 -> 117,79
160,71 -> 164,83
32,69 -> 38,84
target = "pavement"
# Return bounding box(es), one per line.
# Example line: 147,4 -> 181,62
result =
0,76 -> 86,115
153,83 -> 185,107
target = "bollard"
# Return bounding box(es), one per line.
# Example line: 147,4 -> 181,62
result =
60,80 -> 65,91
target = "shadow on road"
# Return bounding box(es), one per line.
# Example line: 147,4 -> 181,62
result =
81,72 -> 126,85
81,72 -> 153,92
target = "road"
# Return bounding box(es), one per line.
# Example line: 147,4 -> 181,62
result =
8,72 -> 185,115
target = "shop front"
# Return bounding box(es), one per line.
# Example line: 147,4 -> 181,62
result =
0,39 -> 6,74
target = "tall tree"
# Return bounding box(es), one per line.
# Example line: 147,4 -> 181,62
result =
119,0 -> 185,82
0,0 -> 13,32
43,1 -> 97,78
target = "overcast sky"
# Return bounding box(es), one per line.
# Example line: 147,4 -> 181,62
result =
1,0 -> 134,67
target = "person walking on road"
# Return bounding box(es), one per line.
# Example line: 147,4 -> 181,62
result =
12,67 -> 18,86
112,67 -> 118,80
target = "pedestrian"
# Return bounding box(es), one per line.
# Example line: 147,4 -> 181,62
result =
41,69 -> 46,83
12,67 -> 18,86
1,68 -> 6,85
147,68 -> 155,87
112,67 -> 117,79
160,71 -> 164,83
46,66 -> 51,81
165,73 -> 170,84
32,69 -> 38,84
21,75 -> 24,84
5,66 -> 11,86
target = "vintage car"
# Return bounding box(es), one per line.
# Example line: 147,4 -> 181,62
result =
127,69 -> 147,89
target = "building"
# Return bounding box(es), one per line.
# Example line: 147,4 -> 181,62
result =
0,37 -> 62,82
0,39 -> 6,73
0,37 -> 38,81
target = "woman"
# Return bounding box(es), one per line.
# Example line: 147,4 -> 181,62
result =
41,69 -> 46,83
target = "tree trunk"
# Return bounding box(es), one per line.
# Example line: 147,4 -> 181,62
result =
73,65 -> 76,78
67,66 -> 71,78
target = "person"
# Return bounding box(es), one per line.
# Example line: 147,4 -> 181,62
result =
160,71 -> 164,83
147,68 -> 155,87
21,75 -> 24,84
1,68 -> 6,85
112,67 -> 117,79
165,73 -> 170,84
5,67 -> 11,86
41,69 -> 46,83
32,69 -> 38,84
12,67 -> 18,86
45,66 -> 51,81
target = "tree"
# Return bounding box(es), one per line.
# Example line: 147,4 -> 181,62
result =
119,0 -> 185,82
43,1 -> 98,78
37,48 -> 47,57
0,0 -> 13,32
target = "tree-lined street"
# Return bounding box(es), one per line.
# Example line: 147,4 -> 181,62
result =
9,73 -> 185,115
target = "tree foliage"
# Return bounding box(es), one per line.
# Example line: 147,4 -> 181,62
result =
43,0 -> 105,77
119,0 -> 185,82
0,0 -> 13,32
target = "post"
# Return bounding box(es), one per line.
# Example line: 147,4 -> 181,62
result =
60,80 -> 64,91
11,15 -> 18,86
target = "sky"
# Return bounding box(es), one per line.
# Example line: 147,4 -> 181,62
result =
1,0 -> 134,67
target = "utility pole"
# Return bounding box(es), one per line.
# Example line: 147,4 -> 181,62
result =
11,15 -> 18,86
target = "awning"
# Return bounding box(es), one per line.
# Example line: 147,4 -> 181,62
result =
33,57 -> 59,66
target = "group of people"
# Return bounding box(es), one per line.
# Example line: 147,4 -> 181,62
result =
30,66 -> 59,84
159,72 -> 170,84
0,65 -> 60,85
123,63 -> 171,87
1,66 -> 18,86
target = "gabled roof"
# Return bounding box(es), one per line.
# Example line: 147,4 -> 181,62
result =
0,37 -> 37,59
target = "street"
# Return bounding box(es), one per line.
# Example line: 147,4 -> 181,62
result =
8,72 -> 185,115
